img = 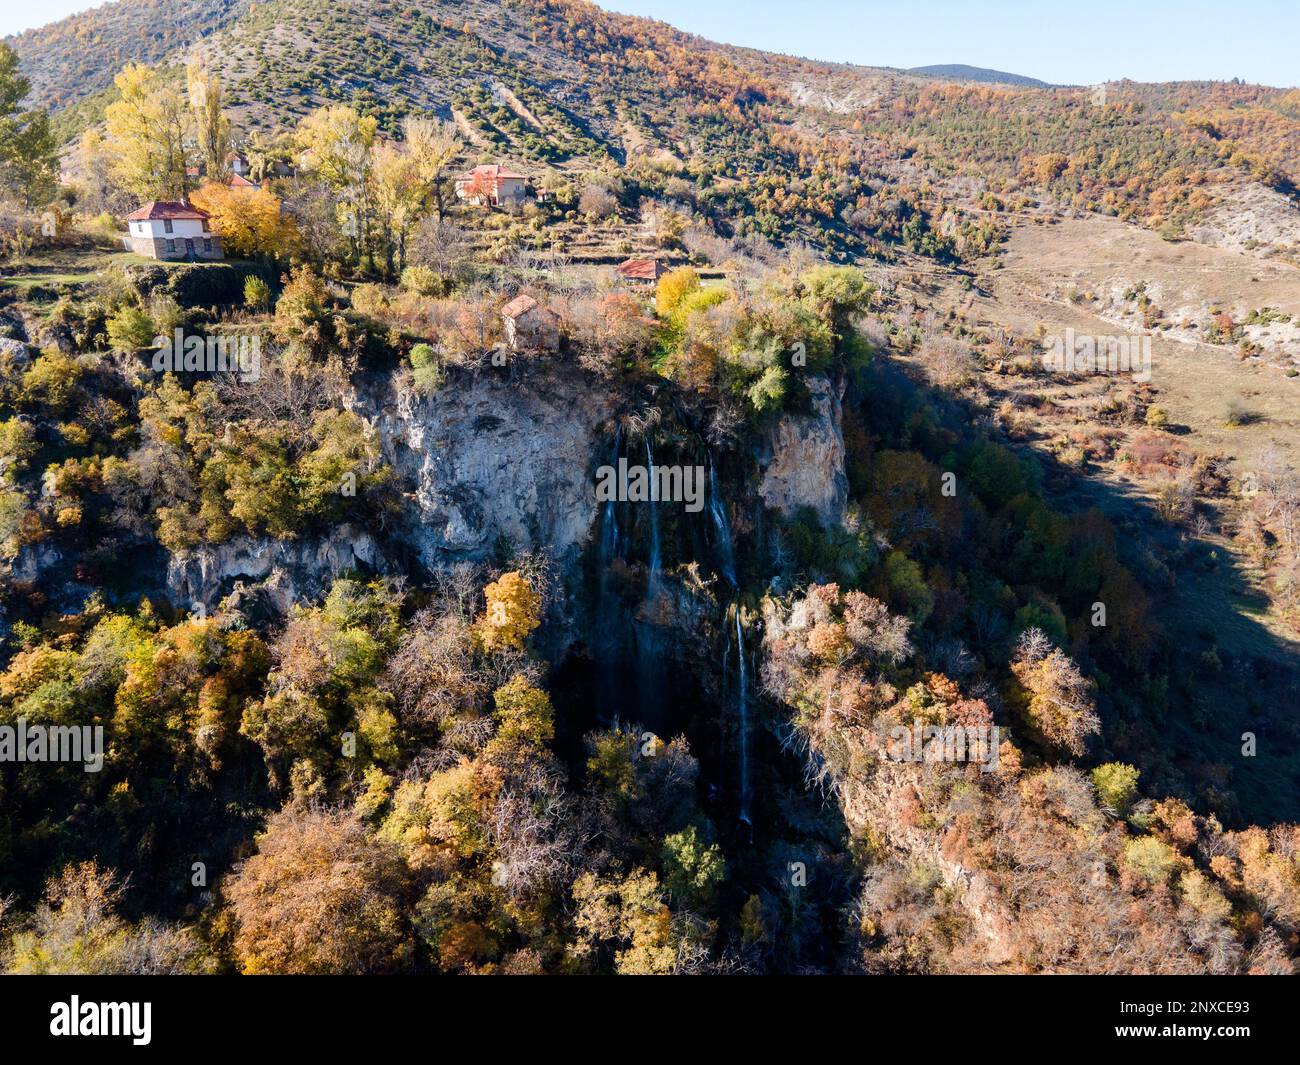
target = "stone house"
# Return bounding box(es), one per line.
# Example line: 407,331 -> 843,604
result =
455,163 -> 528,209
123,201 -> 223,261
501,294 -> 560,352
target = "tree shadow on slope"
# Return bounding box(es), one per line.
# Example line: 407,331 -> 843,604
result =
855,354 -> 1300,827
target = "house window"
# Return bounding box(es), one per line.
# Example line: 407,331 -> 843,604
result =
164,219 -> 173,233
165,239 -> 176,254
203,239 -> 212,253
202,219 -> 210,232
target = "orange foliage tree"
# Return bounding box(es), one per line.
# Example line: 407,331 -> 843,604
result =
190,180 -> 299,259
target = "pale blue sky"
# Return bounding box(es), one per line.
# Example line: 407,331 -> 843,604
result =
3,0 -> 1297,87
604,0 -> 1299,86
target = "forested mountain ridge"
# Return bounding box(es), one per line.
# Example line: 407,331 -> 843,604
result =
10,0 -> 1300,254
907,64 -> 1052,87
8,0 -> 252,112
0,0 -> 1297,978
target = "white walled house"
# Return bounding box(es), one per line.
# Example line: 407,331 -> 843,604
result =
123,201 -> 223,261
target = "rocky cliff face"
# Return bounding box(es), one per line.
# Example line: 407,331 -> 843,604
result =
166,526 -> 381,614
160,366 -> 622,612
758,376 -> 848,528
155,366 -> 849,615
374,367 -> 620,568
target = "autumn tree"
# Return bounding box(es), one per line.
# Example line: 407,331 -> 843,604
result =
297,105 -> 377,260
661,826 -> 726,908
1009,628 -> 1100,755
190,180 -> 298,259
655,266 -> 700,317
490,674 -> 554,752
5,862 -> 212,974
369,116 -> 460,274
571,868 -> 677,974
186,57 -> 229,181
224,805 -> 412,974
1092,762 -> 1140,817
104,63 -> 191,200
474,571 -> 542,652
798,264 -> 875,362
272,265 -> 332,352
74,128 -> 123,214
398,115 -> 460,219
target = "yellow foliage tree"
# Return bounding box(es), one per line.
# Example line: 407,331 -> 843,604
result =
474,571 -> 542,652
186,57 -> 229,180
654,266 -> 700,317
297,105 -> 377,249
103,62 -> 190,201
571,869 -> 676,975
189,180 -> 298,259
491,674 -> 554,750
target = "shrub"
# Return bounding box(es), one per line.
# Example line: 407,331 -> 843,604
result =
1092,762 -> 1140,817
408,343 -> 445,394
273,266 -> 330,352
106,305 -> 156,352
400,265 -> 443,297
1144,405 -> 1169,429
1123,836 -> 1181,886
244,276 -> 272,311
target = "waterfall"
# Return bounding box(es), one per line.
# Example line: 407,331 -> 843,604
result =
636,438 -> 664,728
707,459 -> 736,588
598,431 -> 622,567
595,431 -> 622,719
708,455 -> 751,833
735,605 -> 752,831
644,439 -> 661,586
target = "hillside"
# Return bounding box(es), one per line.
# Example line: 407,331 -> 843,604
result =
0,0 -> 1298,983
10,0 -> 1300,257
7,0 -> 252,111
908,63 -> 1052,87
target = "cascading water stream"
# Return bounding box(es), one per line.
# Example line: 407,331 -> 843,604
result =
734,605 -> 751,831
598,431 -> 622,569
636,438 -> 664,727
645,439 -> 661,586
708,460 -> 736,588
595,431 -> 623,718
706,453 -> 751,833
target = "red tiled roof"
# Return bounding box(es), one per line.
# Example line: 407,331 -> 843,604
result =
616,258 -> 665,281
502,295 -> 558,321
125,200 -> 210,221
501,294 -> 539,318
459,163 -> 526,182
227,173 -> 259,188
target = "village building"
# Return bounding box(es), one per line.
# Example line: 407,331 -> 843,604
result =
616,258 -> 668,284
455,163 -> 528,209
501,294 -> 560,352
227,172 -> 261,191
123,201 -> 223,261
225,151 -> 251,176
